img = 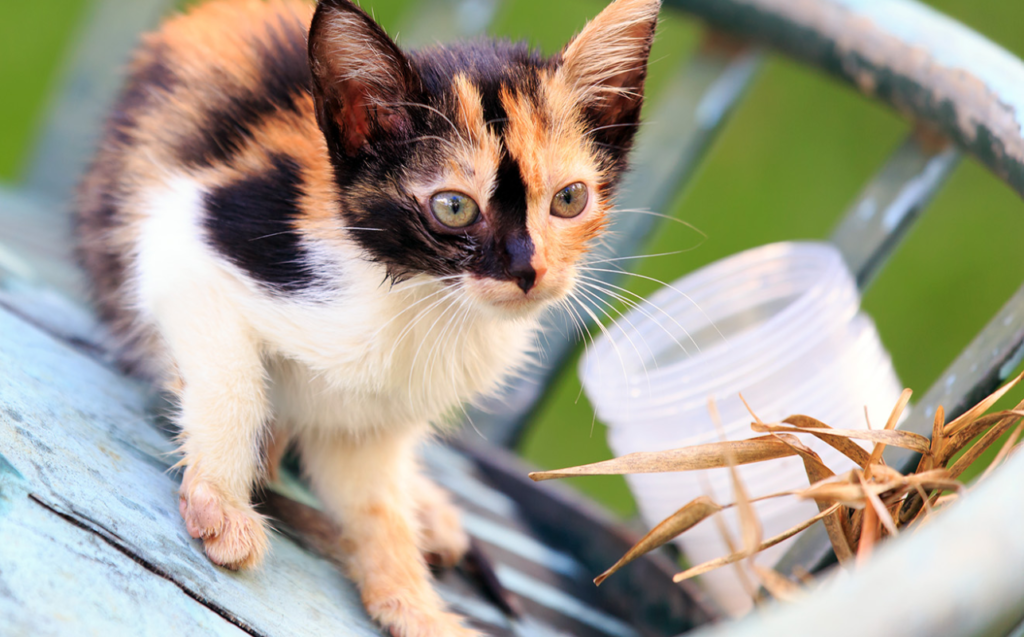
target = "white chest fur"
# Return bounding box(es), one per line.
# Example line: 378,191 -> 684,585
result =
256,280 -> 539,435
133,175 -> 540,437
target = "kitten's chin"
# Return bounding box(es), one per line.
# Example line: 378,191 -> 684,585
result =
462,276 -> 561,319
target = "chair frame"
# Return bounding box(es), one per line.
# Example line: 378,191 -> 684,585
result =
4,0 -> 1024,634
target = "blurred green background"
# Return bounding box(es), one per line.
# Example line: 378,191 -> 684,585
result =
2,0 -> 1022,516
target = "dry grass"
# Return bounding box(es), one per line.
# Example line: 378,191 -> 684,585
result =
529,369 -> 1024,606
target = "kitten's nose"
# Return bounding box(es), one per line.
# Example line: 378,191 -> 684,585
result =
510,263 -> 537,293
503,233 -> 540,293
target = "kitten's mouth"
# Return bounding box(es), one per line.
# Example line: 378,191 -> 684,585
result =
462,275 -> 560,316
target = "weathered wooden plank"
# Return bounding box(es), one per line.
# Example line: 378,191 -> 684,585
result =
0,306 -> 387,637
1,299 -> 690,636
1,1 -> 712,633
456,438 -> 717,635
831,128 -> 960,289
0,464 -> 247,637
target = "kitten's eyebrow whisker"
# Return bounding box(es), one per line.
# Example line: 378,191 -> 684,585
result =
400,135 -> 459,151
248,230 -> 300,241
583,121 -> 645,137
247,226 -> 384,242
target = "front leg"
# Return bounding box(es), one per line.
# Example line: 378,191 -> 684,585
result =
300,429 -> 479,637
154,285 -> 272,570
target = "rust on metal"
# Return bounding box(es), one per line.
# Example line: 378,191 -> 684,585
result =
912,121 -> 953,155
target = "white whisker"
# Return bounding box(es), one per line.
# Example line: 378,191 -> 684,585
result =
576,275 -> 699,356
576,266 -> 726,344
610,208 -> 708,239
573,284 -> 653,397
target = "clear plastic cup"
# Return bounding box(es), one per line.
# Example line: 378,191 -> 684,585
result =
579,242 -> 905,616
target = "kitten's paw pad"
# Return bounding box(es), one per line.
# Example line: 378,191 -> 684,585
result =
367,595 -> 480,637
418,502 -> 470,568
179,472 -> 268,570
179,481 -> 225,540
201,506 -> 269,570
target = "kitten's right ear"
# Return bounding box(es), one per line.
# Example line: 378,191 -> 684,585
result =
556,0 -> 660,170
308,0 -> 420,158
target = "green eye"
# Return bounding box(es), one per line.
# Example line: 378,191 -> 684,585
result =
551,182 -> 588,218
430,191 -> 480,228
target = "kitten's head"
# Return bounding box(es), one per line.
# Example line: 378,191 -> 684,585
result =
308,0 -> 660,315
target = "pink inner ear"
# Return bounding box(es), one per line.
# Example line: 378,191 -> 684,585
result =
335,83 -> 409,154
336,83 -> 374,154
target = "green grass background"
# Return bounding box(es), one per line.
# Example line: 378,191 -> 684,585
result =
3,0 -> 1022,516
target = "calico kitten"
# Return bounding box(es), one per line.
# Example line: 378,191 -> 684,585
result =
76,0 -> 660,634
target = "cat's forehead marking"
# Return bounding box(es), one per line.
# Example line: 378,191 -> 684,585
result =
500,84 -> 549,206
500,75 -> 606,204
452,74 -> 485,139
420,73 -> 500,206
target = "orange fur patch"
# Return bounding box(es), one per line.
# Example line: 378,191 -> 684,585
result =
500,78 -> 609,299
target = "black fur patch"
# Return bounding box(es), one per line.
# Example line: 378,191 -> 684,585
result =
334,42 -> 546,285
582,103 -> 644,192
177,15 -> 312,167
491,151 -> 528,229
203,154 -> 318,292
411,40 -> 547,136
351,194 -> 474,282
480,151 -> 534,285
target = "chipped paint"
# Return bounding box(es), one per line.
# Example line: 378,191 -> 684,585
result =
669,0 -> 1024,197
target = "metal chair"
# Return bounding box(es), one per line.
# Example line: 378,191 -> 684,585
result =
2,0 -> 1024,634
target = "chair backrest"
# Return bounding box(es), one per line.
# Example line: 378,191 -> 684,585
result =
6,0 -> 1024,592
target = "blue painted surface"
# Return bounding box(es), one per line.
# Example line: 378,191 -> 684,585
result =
0,306 -> 382,636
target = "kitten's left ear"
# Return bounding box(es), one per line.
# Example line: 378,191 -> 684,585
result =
557,0 -> 661,161
308,0 -> 421,158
